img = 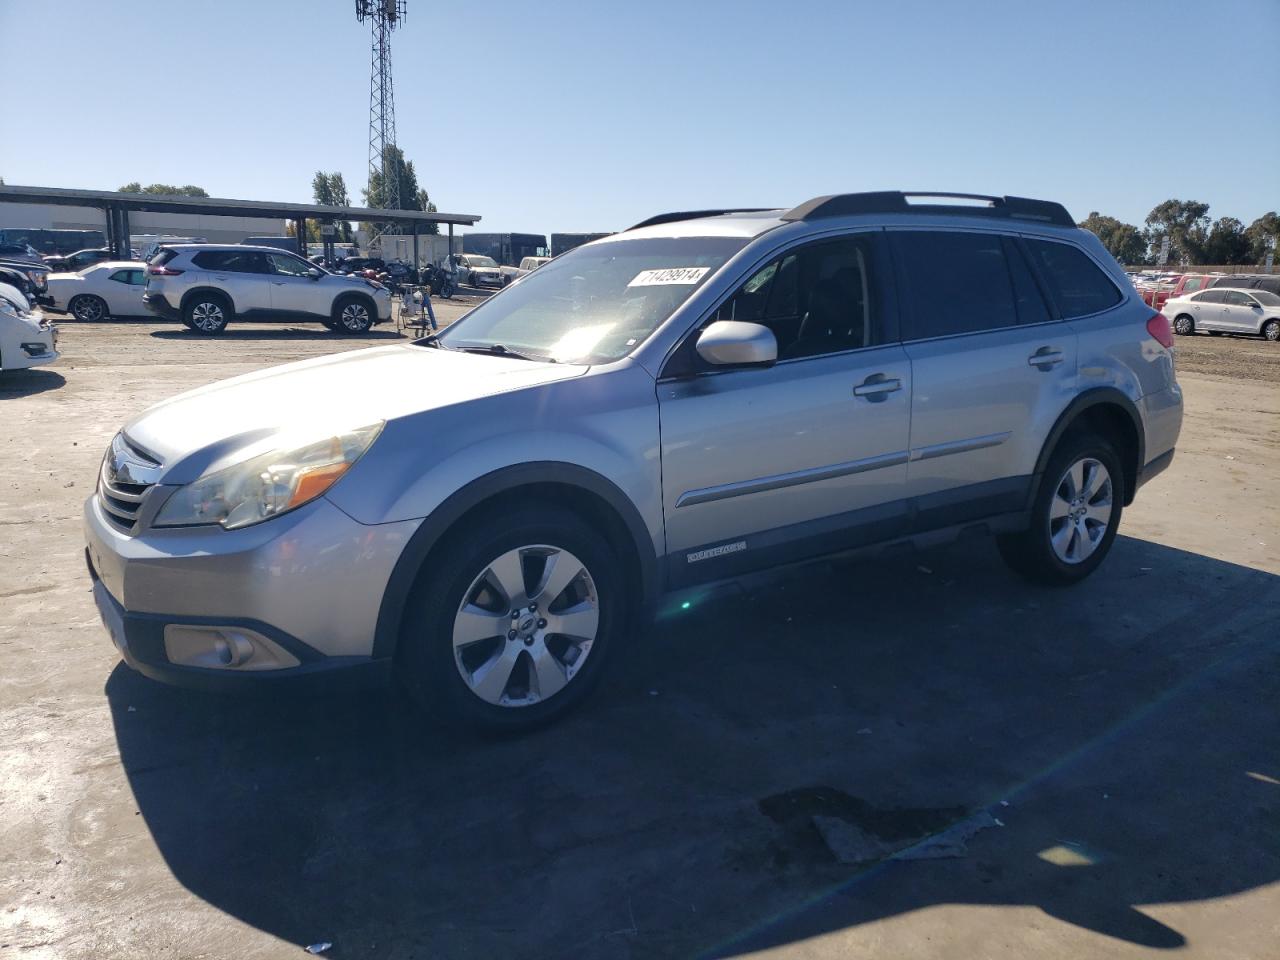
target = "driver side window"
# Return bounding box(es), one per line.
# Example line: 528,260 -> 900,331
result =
710,235 -> 878,360
267,253 -> 312,277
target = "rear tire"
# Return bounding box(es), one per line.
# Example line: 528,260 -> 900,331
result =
332,296 -> 374,334
998,432 -> 1124,587
1263,319 -> 1280,342
396,504 -> 626,732
69,294 -> 107,322
1172,314 -> 1194,336
182,294 -> 230,334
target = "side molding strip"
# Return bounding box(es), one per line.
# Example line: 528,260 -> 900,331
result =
909,431 -> 1011,463
675,450 -> 909,508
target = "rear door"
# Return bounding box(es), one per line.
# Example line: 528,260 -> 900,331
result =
1189,289 -> 1226,329
195,250 -> 272,313
893,230 -> 1077,526
658,232 -> 913,585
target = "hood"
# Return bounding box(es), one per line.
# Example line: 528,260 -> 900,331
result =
123,344 -> 587,482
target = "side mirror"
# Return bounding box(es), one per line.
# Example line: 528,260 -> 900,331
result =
307,267 -> 323,280
695,320 -> 777,368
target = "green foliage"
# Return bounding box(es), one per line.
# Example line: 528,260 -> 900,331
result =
361,145 -> 439,236
1143,199 -> 1210,265
1202,217 -> 1252,265
1244,212 -> 1279,265
117,183 -> 210,197
311,171 -> 353,242
1078,211 -> 1146,265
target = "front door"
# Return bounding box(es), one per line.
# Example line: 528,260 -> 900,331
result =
1219,289 -> 1260,333
658,232 -> 912,587
265,252 -> 324,317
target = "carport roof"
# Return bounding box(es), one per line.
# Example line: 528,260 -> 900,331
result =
0,184 -> 481,227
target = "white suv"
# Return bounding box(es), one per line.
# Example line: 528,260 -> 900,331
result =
142,244 -> 393,334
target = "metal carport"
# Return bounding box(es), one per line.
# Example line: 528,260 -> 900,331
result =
0,183 -> 480,267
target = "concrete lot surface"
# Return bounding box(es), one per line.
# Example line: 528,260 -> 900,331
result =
1,312 -> 1277,959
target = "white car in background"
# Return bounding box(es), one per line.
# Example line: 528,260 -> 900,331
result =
46,262 -> 148,321
0,282 -> 58,372
501,256 -> 552,286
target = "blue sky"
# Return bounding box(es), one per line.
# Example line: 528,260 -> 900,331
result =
1,0 -> 1276,234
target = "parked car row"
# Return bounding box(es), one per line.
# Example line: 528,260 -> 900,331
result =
1163,287 -> 1280,341
1129,270 -> 1280,311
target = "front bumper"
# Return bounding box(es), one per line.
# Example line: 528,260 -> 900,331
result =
84,492 -> 420,691
141,292 -> 180,320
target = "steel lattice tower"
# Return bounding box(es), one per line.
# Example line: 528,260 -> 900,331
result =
356,0 -> 406,246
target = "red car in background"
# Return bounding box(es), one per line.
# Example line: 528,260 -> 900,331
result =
1142,274 -> 1217,310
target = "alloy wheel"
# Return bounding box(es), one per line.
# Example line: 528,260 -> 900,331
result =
1048,457 -> 1113,564
191,302 -> 224,331
72,297 -> 105,322
341,302 -> 370,331
451,544 -> 600,708
1173,316 -> 1193,335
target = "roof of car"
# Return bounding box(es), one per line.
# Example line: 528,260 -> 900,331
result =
164,243 -> 303,254
611,192 -> 1081,243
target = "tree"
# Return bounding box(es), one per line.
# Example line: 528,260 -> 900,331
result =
1244,212 -> 1279,266
117,182 -> 209,197
1078,212 -> 1146,265
361,145 -> 439,236
310,171 -> 353,242
1143,199 -> 1210,265
1202,217 -> 1252,265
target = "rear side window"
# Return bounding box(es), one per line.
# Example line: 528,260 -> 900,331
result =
895,231 -> 1018,339
1024,240 -> 1122,318
192,251 -> 265,273
1194,290 -> 1226,303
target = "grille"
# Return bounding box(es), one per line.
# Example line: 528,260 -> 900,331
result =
98,435 -> 161,533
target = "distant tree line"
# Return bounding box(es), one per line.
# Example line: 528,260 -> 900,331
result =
117,182 -> 210,197
1080,202 -> 1277,267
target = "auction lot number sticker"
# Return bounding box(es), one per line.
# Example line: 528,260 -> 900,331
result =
628,267 -> 711,287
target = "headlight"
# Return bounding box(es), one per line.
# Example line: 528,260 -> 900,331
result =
0,295 -> 29,319
153,423 -> 383,530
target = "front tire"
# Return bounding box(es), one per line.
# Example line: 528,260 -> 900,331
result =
1172,314 -> 1195,336
998,433 -> 1123,586
332,296 -> 374,334
183,294 -> 230,334
69,294 -> 107,322
396,504 -> 625,731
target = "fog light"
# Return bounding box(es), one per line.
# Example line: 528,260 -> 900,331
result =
163,625 -> 301,670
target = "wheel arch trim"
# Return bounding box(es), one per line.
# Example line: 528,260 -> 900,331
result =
371,461 -> 659,660
180,286 -> 235,316
1032,388 -> 1145,506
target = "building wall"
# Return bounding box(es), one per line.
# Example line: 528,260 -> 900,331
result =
0,202 -> 286,244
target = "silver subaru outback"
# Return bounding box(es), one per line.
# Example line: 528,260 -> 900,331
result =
85,192 -> 1183,730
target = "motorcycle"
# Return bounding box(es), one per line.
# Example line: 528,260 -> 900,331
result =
425,263 -> 455,300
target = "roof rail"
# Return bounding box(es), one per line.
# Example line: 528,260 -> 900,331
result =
627,208 -> 775,231
780,192 -> 1075,228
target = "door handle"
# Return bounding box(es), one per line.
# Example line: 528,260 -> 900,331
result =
1028,348 -> 1064,369
272,281 -> 287,286
853,375 -> 902,401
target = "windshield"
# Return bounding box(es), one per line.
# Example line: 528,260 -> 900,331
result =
468,256 -> 499,268
439,236 -> 746,363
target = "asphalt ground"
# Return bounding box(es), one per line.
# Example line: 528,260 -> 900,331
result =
1,303 -> 1277,959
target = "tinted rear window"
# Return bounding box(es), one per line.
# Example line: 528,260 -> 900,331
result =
1024,240 -> 1123,318
895,231 -> 1019,339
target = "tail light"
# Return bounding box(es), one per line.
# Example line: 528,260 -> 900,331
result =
1146,311 -> 1174,348
147,265 -> 184,276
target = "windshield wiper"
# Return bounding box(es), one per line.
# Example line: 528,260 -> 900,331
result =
457,343 -> 552,363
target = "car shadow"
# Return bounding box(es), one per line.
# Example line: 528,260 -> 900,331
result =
148,328 -> 407,342
0,368 -> 66,396
105,534 -> 1280,958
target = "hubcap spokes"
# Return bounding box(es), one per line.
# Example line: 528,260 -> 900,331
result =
193,303 -> 223,330
1049,457 -> 1113,564
342,305 -> 368,330
451,544 -> 599,708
